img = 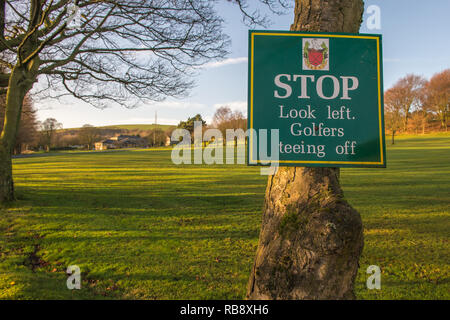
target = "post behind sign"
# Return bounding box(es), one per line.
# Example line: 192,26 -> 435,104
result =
247,0 -> 367,299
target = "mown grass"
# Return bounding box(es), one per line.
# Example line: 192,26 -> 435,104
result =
0,134 -> 449,299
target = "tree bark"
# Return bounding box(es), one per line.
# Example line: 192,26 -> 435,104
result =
0,63 -> 36,202
0,144 -> 14,202
247,0 -> 364,300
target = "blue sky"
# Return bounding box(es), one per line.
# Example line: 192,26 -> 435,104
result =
35,0 -> 450,128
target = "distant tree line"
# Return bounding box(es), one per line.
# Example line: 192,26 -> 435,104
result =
384,69 -> 449,144
53,125 -> 176,150
0,97 -> 176,153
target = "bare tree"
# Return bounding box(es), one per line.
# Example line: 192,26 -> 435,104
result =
409,111 -> 425,135
229,110 -> 246,131
423,69 -> 450,131
147,128 -> 166,147
393,74 -> 426,132
39,117 -> 62,151
384,87 -> 403,144
0,0 -> 289,202
212,105 -> 246,144
78,124 -> 98,150
212,106 -> 232,129
417,87 -> 432,134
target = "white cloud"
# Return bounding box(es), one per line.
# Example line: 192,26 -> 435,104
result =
202,57 -> 248,69
213,101 -> 247,115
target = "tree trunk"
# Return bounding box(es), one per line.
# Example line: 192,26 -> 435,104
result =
0,145 -> 14,202
247,0 -> 364,300
0,64 -> 35,202
392,131 -> 395,145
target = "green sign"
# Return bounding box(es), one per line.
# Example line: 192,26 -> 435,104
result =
247,30 -> 386,168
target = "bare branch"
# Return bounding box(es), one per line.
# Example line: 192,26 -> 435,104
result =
3,0 -> 287,109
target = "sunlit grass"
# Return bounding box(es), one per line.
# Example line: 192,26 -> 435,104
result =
0,133 -> 449,299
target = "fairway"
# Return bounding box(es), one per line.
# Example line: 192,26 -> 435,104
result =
1,134 -> 449,299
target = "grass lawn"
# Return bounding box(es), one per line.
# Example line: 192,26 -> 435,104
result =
0,134 -> 449,299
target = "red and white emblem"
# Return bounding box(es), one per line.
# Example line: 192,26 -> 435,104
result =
302,38 -> 329,71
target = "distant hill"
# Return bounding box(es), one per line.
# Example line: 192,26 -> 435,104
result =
62,124 -> 175,132
98,124 -> 175,131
